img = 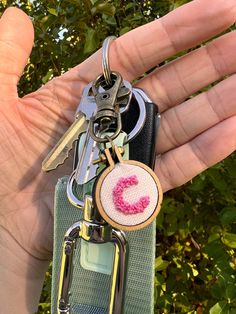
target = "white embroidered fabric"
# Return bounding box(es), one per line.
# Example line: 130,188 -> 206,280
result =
100,163 -> 159,226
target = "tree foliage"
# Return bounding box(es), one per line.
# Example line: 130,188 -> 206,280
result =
0,1 -> 235,313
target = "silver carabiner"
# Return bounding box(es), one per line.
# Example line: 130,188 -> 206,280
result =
57,196 -> 128,314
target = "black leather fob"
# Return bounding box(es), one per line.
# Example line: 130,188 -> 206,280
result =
121,93 -> 159,169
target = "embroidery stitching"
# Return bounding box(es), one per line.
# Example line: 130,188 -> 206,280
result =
112,175 -> 150,215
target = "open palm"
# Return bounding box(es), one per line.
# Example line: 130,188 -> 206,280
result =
0,1 -> 235,263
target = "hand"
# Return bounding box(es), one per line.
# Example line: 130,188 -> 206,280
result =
0,1 -> 235,312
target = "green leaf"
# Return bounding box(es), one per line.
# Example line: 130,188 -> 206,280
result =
189,176 -> 206,191
210,301 -> 229,314
156,208 -> 164,227
211,275 -> 233,299
84,28 -> 98,54
225,156 -> 236,178
208,168 -> 228,192
226,282 -> 236,300
92,2 -> 116,16
102,15 -> 117,26
131,13 -> 144,21
210,225 -> 222,234
222,233 -> 236,249
41,15 -> 56,32
119,27 -> 131,36
208,233 -> 220,243
165,214 -> 177,236
155,273 -> 165,286
155,256 -> 169,271
204,240 -> 229,261
220,207 -> 236,225
125,3 -> 135,11
42,69 -> 53,84
47,8 -> 58,16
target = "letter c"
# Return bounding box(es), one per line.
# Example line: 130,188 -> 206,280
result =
112,175 -> 150,215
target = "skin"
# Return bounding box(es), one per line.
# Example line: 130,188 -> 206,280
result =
0,0 -> 235,312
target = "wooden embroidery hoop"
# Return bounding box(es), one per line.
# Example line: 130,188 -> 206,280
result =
94,146 -> 163,231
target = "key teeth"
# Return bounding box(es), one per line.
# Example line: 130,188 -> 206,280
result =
42,148 -> 71,172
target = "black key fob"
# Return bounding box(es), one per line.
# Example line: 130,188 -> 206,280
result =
122,89 -> 160,169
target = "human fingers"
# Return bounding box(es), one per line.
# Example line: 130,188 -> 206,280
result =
79,0 -> 236,82
155,116 -> 236,192
49,0 -> 236,111
0,7 -> 34,100
137,30 -> 236,112
156,74 -> 236,154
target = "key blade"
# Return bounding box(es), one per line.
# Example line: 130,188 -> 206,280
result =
42,112 -> 88,172
75,127 -> 100,185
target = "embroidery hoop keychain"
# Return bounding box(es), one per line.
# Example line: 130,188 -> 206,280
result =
93,141 -> 163,231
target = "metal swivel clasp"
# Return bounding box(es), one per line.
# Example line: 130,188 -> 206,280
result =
89,71 -> 131,143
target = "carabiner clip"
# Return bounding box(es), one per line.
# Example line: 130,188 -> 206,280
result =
57,196 -> 128,314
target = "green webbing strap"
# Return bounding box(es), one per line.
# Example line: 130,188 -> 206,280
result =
51,180 -> 156,314
51,132 -> 156,313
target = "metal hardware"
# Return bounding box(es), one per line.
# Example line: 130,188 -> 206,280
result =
73,85 -> 101,181
41,76 -> 132,173
68,90 -> 149,206
133,87 -> 161,138
124,88 -> 147,144
73,78 -> 132,185
133,87 -> 153,103
93,146 -> 124,165
57,196 -> 128,314
110,229 -> 128,314
55,36 -> 159,314
41,87 -> 147,173
67,142 -> 125,209
102,36 -> 116,86
74,123 -> 100,185
76,79 -> 132,117
89,72 -> 131,143
42,112 -> 88,172
66,170 -> 84,209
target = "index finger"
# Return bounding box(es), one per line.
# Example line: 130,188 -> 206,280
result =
45,0 -> 236,112
75,0 -> 236,83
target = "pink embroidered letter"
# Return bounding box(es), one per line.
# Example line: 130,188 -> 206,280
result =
113,175 -> 150,215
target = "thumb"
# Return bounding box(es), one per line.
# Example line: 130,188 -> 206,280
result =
0,7 -> 34,99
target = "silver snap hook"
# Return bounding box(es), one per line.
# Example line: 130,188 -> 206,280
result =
102,36 -> 116,86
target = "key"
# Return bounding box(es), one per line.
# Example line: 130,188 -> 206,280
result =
74,124 -> 100,185
42,112 -> 88,172
73,85 -> 100,183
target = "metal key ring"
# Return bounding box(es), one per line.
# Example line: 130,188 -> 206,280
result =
102,36 -> 116,86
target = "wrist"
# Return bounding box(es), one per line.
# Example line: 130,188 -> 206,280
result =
0,227 -> 50,314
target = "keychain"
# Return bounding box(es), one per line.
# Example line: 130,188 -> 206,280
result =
43,36 -> 162,314
93,145 -> 162,231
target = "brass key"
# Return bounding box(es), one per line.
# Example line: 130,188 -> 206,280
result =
42,112 -> 88,172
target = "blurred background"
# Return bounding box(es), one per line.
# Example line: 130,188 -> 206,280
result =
0,1 -> 235,313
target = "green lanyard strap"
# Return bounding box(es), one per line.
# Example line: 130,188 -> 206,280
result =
51,176 -> 156,314
51,132 -> 156,314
